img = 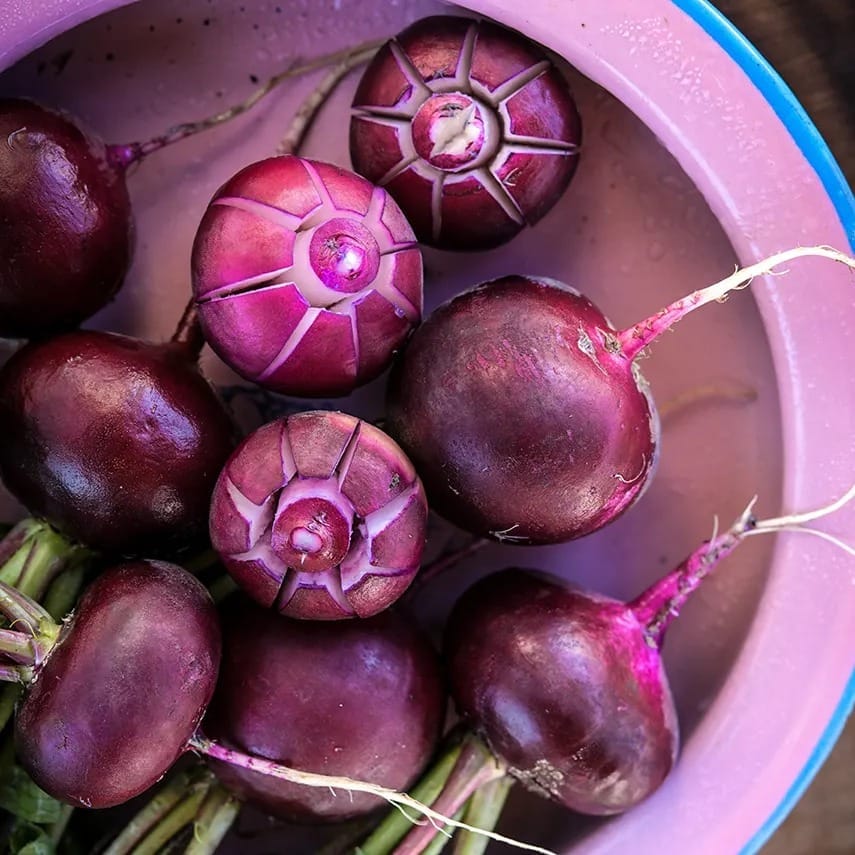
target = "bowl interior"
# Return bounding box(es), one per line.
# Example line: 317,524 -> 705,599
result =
0,0 -> 790,851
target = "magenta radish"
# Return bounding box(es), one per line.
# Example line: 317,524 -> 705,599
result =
350,16 -> 581,250
189,44 -> 422,399
386,247 -> 855,544
191,154 -> 423,398
202,597 -> 445,822
209,410 -> 427,619
0,324 -> 236,556
2,561 -> 221,809
356,486 -> 855,854
0,43 -> 381,340
446,487 -> 855,815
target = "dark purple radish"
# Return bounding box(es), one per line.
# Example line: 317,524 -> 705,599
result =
387,247 -> 855,545
350,16 -> 581,250
0,43 -> 381,340
0,577 -> 494,841
0,561 -> 221,809
201,597 -> 445,822
0,99 -> 133,339
441,486 -> 855,819
209,411 -> 427,619
0,326 -> 235,556
191,154 -> 423,398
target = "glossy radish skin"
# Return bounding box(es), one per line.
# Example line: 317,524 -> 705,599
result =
445,570 -> 678,815
386,275 -> 658,544
210,411 -> 428,619
192,155 -> 423,397
0,331 -> 236,555
0,99 -> 133,338
203,598 -> 445,822
15,561 -> 221,808
350,16 -> 581,250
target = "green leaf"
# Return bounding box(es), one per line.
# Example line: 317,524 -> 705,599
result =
0,767 -> 62,824
8,820 -> 56,855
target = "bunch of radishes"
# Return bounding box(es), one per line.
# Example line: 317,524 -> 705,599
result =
0,12 -> 852,855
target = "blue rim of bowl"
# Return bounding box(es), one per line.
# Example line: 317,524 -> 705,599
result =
670,1 -> 855,852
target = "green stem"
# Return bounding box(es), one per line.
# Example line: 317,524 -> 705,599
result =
317,817 -> 379,855
183,784 -> 241,855
207,575 -> 238,604
0,580 -> 58,631
42,564 -> 87,621
0,664 -> 26,684
422,805 -> 469,855
0,628 -> 36,664
0,683 -> 21,732
49,803 -> 75,845
104,770 -> 205,855
393,737 -> 504,855
131,774 -> 213,855
452,777 -> 514,855
182,548 -> 221,577
0,731 -> 15,779
0,520 -> 83,602
357,737 -> 465,855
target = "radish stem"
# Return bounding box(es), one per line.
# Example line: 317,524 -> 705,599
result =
618,246 -> 855,360
0,629 -> 36,665
452,776 -> 514,855
0,664 -> 24,684
109,38 -> 385,168
104,770 -> 201,855
358,737 -> 466,855
393,736 -> 504,855
0,521 -> 83,602
190,734 -> 554,854
632,481 -> 855,645
184,784 -> 241,855
277,44 -> 379,155
131,774 -> 213,855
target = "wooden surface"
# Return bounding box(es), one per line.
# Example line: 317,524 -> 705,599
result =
708,2 -> 853,853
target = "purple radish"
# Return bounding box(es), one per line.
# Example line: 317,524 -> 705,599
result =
0,99 -> 133,339
0,576 -> 524,850
202,597 -> 445,822
2,561 -> 221,809
0,43 -> 381,340
0,325 -> 236,556
209,410 -> 428,619
350,16 -> 581,250
191,154 -> 423,398
440,486 -> 855,819
386,247 -> 855,545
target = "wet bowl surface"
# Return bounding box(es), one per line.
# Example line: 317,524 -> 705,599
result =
0,0 -> 852,853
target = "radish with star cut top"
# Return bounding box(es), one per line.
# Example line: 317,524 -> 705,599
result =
350,15 -> 581,250
191,154 -> 424,398
386,247 -> 855,545
209,410 -> 428,620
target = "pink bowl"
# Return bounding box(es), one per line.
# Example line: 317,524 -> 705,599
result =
0,1 -> 852,853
